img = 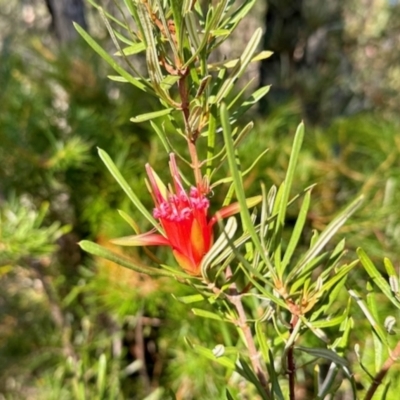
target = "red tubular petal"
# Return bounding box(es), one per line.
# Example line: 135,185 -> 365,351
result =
146,164 -> 166,204
111,231 -> 170,247
209,195 -> 262,227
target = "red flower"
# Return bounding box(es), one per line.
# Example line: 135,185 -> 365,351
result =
112,154 -> 259,276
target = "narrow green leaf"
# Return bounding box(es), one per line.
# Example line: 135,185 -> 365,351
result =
161,75 -> 181,90
212,146 -> 268,188
99,7 -> 142,78
87,0 -> 127,29
74,23 -> 150,92
115,42 -> 146,56
348,289 -> 389,346
319,261 -> 357,295
220,103 -> 269,271
96,354 -> 107,397
295,346 -> 349,367
136,3 -> 160,79
315,363 -> 341,400
267,350 -> 285,400
239,266 -> 287,309
207,52 -> 273,71
384,257 -> 397,280
230,85 -> 271,122
227,79 -> 256,111
182,0 -> 229,68
143,388 -> 164,400
172,294 -> 204,304
310,264 -> 348,319
113,30 -> 136,46
358,248 -> 400,309
170,0 -> 184,50
255,321 -> 270,362
332,315 -> 353,352
136,2 -> 173,106
367,284 -> 384,372
275,122 -> 304,278
212,28 -> 262,104
186,339 -> 236,369
150,121 -> 172,153
236,358 -> 270,400
380,383 -> 391,400
191,308 -> 223,321
122,0 -> 136,18
154,0 -> 179,60
130,108 -> 173,123
281,188 -> 311,272
384,257 -> 400,300
79,240 -> 172,277
184,10 -> 201,50
97,148 -> 158,229
220,0 -> 257,31
288,196 -> 363,282
107,75 -> 129,82
308,313 -> 347,329
289,252 -> 330,294
118,209 -> 139,232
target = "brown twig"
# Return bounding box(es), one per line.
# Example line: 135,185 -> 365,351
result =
288,315 -> 299,400
226,268 -> 271,398
133,311 -> 151,393
364,340 -> 400,400
29,259 -> 77,362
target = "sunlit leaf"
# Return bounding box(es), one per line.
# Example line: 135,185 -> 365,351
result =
358,249 -> 400,309
130,108 -> 174,123
191,308 -> 224,321
74,23 -> 150,92
295,346 -> 349,367
79,240 -> 172,277
97,148 -> 158,228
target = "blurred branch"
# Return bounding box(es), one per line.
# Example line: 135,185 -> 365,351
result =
133,311 -> 151,393
364,340 -> 400,400
29,258 -> 77,362
45,0 -> 87,43
226,267 -> 271,399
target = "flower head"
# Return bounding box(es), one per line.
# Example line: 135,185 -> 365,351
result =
112,154 -> 260,276
145,154 -> 213,275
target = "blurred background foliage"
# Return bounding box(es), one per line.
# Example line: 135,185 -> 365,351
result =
1,0 -> 400,399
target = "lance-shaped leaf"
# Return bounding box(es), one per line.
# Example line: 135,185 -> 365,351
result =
348,289 -> 389,346
79,240 -> 172,277
98,148 -> 158,229
130,108 -> 174,123
74,23 -> 151,93
274,122 -> 304,278
211,28 -> 263,104
358,248 -> 400,309
287,195 -> 364,283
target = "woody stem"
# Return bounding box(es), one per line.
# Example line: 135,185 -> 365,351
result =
226,268 -> 271,398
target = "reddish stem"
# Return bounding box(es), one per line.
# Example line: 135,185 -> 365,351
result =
288,315 -> 298,400
364,340 -> 400,400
